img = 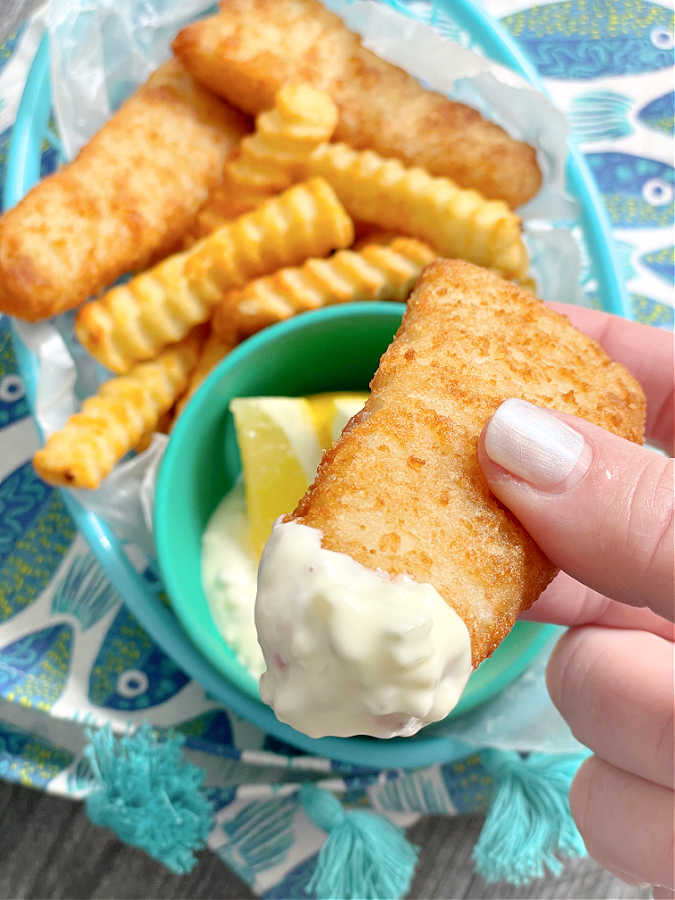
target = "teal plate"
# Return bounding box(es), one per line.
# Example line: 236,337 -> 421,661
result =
5,0 -> 624,768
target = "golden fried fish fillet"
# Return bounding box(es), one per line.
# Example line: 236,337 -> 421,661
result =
172,0 -> 541,208
290,260 -> 646,666
0,59 -> 250,321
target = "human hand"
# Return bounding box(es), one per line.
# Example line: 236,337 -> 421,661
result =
477,304 -> 674,893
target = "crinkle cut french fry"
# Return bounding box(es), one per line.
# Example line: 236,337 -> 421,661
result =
74,177 -> 354,374
187,177 -> 270,244
134,409 -> 175,453
304,143 -> 529,283
174,328 -> 239,418
33,331 -> 203,490
226,83 -> 338,193
187,84 -> 339,242
213,236 -> 436,338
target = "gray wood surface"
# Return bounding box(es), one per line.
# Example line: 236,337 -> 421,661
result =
0,2 -> 653,898
0,778 -> 650,899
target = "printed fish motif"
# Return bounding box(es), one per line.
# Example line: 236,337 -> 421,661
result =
637,91 -> 675,135
0,318 -> 29,427
569,90 -> 635,143
639,245 -> 674,283
88,604 -> 189,710
260,853 -> 320,900
0,720 -> 74,788
219,796 -> 296,883
51,552 -> 119,631
0,623 -> 72,710
585,152 -> 674,228
630,294 -> 674,328
176,710 -> 234,749
502,1 -> 675,78
440,755 -> 493,814
569,90 -> 675,143
0,461 -> 76,623
372,767 -> 456,815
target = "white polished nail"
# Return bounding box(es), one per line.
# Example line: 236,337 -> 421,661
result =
484,399 -> 588,489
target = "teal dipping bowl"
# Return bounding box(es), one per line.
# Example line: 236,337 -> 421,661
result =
155,302 -> 556,767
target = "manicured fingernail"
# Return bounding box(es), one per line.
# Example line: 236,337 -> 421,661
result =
484,399 -> 589,489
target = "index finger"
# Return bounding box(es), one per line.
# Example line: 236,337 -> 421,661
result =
546,302 -> 673,453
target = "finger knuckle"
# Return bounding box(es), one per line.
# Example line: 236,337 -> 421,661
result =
626,458 -> 674,599
546,627 -> 593,720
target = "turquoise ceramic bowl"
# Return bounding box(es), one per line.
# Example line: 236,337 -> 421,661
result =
155,303 -> 557,765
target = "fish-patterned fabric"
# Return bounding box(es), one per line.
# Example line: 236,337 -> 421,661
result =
0,1 -> 672,896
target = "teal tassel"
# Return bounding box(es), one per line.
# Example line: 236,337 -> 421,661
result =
84,723 -> 212,874
300,784 -> 419,900
473,750 -> 588,886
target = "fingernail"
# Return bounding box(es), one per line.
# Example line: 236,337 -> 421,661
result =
484,399 -> 589,489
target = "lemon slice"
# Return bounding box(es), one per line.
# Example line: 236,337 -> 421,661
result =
231,391 -> 368,556
230,397 -> 322,556
307,391 -> 366,446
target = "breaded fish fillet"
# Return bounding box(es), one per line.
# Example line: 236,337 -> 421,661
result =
290,260 -> 646,666
172,0 -> 541,208
0,60 -> 250,321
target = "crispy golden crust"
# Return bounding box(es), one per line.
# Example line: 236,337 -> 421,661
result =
292,260 -> 646,666
172,0 -> 541,208
0,60 -> 250,321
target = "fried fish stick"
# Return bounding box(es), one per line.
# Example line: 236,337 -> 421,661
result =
172,0 -> 541,208
213,236 -> 436,337
0,60 -> 250,322
75,178 -> 353,373
256,260 -> 645,738
295,261 -> 645,664
33,331 -> 203,489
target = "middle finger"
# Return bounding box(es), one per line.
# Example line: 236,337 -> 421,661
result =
547,625 -> 674,789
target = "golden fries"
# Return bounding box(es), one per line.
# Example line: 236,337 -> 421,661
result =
205,83 -> 528,282
213,236 -> 436,337
226,83 -> 338,193
304,143 -> 529,283
187,84 -> 339,242
75,178 -> 354,373
33,331 -> 203,489
174,328 -> 239,417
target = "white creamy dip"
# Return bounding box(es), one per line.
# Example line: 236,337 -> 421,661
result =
255,521 -> 473,739
201,396 -> 365,680
201,482 -> 265,677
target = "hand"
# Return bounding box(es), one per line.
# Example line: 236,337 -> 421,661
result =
477,304 -> 674,893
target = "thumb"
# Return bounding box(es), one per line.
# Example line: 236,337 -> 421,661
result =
478,399 -> 673,621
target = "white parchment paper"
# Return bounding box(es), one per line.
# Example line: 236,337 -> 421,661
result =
20,0 -> 586,752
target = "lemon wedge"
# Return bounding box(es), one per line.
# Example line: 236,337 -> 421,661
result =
231,392 -> 367,556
